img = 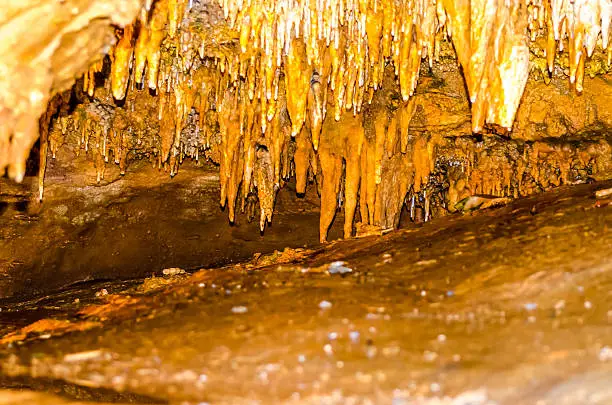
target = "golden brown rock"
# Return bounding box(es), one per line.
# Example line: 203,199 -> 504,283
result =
0,0 -> 143,182
2,0 -> 610,245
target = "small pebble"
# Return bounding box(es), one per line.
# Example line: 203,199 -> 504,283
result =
595,187 -> 612,199
328,261 -> 353,275
423,350 -> 438,362
319,300 -> 332,309
453,389 -> 489,404
231,306 -> 248,314
382,253 -> 393,264
430,382 -> 441,393
356,371 -> 372,384
382,346 -> 400,357
524,302 -> 538,311
323,344 -> 333,355
63,350 -> 104,363
349,331 -> 360,343
95,288 -> 108,297
446,290 -> 455,297
298,354 -> 306,363
584,300 -> 592,309
599,346 -> 612,362
162,267 -> 186,276
328,332 -> 338,340
437,334 -> 447,343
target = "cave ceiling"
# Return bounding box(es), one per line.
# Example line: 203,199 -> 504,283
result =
0,0 -> 610,241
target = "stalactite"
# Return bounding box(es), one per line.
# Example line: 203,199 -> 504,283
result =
111,25 -> 136,100
11,0 -> 609,244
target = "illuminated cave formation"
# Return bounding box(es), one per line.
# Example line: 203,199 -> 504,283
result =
0,0 -> 611,242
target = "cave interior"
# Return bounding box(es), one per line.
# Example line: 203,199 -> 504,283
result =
0,0 -> 611,403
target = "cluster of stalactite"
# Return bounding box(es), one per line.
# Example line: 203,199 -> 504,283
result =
47,65 -> 612,242
312,80 -> 612,238
435,136 -> 612,213
37,0 -> 612,242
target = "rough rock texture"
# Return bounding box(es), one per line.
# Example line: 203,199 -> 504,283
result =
407,66 -> 612,142
0,0 -> 143,182
514,75 -> 612,140
0,158 -> 329,298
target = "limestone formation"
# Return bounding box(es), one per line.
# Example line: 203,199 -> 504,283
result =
1,0 -> 611,242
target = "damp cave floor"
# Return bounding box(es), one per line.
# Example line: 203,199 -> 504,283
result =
0,163 -> 611,404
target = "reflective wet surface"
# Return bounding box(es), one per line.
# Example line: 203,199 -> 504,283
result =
0,178 -> 611,404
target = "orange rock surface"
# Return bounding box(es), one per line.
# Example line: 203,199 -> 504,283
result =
0,0 -> 610,243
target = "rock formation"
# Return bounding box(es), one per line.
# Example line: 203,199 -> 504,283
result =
1,0 -> 611,242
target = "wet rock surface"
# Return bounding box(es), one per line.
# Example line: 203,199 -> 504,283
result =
0,158 -> 333,299
0,180 -> 610,404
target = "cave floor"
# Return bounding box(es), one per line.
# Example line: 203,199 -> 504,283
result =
0,177 -> 611,404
